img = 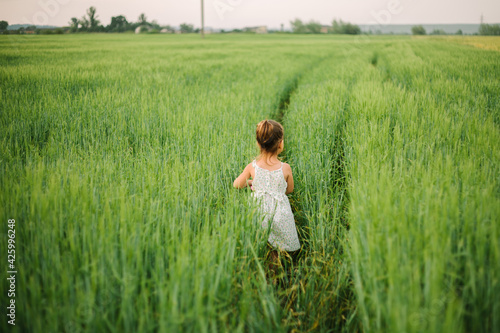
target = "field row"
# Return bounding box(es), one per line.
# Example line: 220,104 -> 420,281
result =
284,38 -> 499,332
1,34 -> 499,332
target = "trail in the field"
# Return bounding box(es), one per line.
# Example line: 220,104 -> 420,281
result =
273,55 -> 350,240
267,56 -> 356,331
272,64 -> 310,238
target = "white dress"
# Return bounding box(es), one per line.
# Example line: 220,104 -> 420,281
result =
251,160 -> 301,252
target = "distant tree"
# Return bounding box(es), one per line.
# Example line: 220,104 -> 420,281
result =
79,16 -> 89,31
430,29 -> 446,35
150,20 -> 161,30
180,23 -> 194,33
162,25 -> 175,33
138,13 -> 148,26
86,7 -> 100,31
40,28 -> 53,35
290,18 -> 307,33
330,19 -> 342,34
127,21 -> 140,32
455,29 -> 463,35
69,17 -> 79,32
291,18 -> 359,34
38,28 -> 48,35
330,19 -> 361,35
342,22 -> 361,35
306,20 -> 322,34
478,23 -> 500,36
412,25 -> 426,35
108,15 -> 128,32
0,20 -> 8,31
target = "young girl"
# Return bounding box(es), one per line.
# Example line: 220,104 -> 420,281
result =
233,119 -> 301,257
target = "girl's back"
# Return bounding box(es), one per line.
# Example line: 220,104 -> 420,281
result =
252,160 -> 287,197
233,119 -> 300,252
251,159 -> 300,252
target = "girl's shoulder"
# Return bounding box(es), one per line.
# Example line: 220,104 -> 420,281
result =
244,161 -> 256,171
281,162 -> 292,177
281,162 -> 292,171
244,161 -> 256,177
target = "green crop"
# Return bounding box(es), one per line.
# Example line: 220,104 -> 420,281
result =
0,34 -> 498,333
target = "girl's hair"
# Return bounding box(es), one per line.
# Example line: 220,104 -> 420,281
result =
256,119 -> 284,155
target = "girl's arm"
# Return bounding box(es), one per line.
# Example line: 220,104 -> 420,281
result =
233,163 -> 252,189
283,163 -> 294,195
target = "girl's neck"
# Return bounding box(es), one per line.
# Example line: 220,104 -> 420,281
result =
258,152 -> 280,166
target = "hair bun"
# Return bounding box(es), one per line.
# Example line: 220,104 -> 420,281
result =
255,119 -> 284,154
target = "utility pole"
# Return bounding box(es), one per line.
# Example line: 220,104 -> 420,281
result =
201,0 -> 205,38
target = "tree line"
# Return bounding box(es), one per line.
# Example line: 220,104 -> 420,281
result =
478,23 -> 500,36
1,9 -> 499,36
0,7 -> 196,34
411,23 -> 500,36
67,7 -> 192,33
289,19 -> 500,36
290,18 -> 361,34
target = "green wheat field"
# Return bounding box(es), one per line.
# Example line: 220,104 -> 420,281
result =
1,34 -> 499,333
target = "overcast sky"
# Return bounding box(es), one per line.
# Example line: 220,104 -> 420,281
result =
1,0 -> 500,29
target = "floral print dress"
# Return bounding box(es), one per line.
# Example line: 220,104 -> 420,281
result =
251,160 -> 301,252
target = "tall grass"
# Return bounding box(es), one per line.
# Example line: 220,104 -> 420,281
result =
344,40 -> 500,332
0,34 -> 498,332
278,37 -> 499,332
0,34 -> 347,332
282,47 -> 368,332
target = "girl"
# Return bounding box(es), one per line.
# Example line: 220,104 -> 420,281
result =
233,119 -> 301,271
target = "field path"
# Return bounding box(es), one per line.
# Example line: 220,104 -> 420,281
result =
264,51 -> 361,331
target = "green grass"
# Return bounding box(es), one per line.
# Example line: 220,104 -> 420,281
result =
0,34 -> 498,332
345,40 -> 500,332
